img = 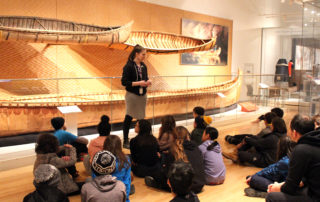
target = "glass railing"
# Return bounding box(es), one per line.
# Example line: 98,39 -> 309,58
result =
0,73 -> 309,145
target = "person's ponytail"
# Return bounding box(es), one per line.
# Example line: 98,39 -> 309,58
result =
128,44 -> 145,62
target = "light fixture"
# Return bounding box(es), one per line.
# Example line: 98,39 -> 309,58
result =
304,23 -> 308,26
304,7 -> 308,11
312,10 -> 316,14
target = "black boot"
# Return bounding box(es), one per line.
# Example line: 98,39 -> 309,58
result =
123,115 -> 132,149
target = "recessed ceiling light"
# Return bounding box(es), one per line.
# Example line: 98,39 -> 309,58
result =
304,8 -> 308,11
304,23 -> 308,26
312,10 -> 316,14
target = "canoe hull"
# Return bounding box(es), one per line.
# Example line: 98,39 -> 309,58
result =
0,16 -> 133,45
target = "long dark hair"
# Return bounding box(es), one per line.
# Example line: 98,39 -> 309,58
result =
272,117 -> 287,134
103,135 -> 130,170
137,119 -> 152,136
159,115 -> 177,141
97,115 -> 111,136
277,136 -> 296,160
35,133 -> 59,154
128,44 -> 145,61
195,116 -> 207,129
205,127 -> 219,151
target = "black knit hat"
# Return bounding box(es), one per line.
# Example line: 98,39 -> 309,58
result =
34,164 -> 61,187
51,117 -> 65,130
91,150 -> 116,175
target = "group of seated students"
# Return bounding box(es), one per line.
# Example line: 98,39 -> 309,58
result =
24,106 -> 225,202
224,107 -> 320,202
23,106 -> 320,202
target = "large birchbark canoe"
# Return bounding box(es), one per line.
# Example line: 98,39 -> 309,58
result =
110,31 -> 216,54
0,72 -> 242,137
0,16 -> 133,45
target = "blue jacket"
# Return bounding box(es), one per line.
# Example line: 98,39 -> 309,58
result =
92,157 -> 131,202
254,156 -> 289,182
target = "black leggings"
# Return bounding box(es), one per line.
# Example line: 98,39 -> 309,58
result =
227,134 -> 253,145
123,115 -> 133,142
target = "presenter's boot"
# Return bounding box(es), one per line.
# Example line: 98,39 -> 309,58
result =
123,115 -> 133,149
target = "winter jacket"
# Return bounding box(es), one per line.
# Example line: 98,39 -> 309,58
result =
130,134 -> 160,167
190,128 -> 205,146
33,146 -> 79,194
254,156 -> 289,182
88,136 -> 107,162
23,185 -> 69,202
281,130 -> 320,201
183,140 -> 206,193
198,140 -> 226,184
81,175 -> 126,202
245,132 -> 285,166
121,60 -> 149,96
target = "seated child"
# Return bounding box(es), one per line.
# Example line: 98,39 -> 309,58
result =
51,117 -> 88,157
23,164 -> 69,202
34,134 -> 82,195
225,112 -> 277,145
191,116 -> 212,146
198,127 -> 226,185
103,135 -> 132,201
175,126 -> 206,193
158,115 -> 177,153
245,136 -> 296,198
252,107 -> 284,123
238,117 -> 287,168
193,106 -> 205,118
130,120 -> 161,178
51,117 -> 89,178
81,151 -> 126,202
168,161 -> 200,202
84,115 -> 111,175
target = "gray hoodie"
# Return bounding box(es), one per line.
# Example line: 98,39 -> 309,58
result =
81,175 -> 126,202
198,140 -> 226,184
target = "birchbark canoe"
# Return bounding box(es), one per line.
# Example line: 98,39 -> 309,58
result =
0,16 -> 133,45
110,31 -> 216,54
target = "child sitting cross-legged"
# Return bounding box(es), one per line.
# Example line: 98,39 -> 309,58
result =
23,164 -> 69,202
81,150 -> 126,202
198,127 -> 226,185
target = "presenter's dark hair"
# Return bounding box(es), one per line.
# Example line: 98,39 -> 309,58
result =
128,44 -> 145,61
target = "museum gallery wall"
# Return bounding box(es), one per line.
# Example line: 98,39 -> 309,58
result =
0,0 -> 237,136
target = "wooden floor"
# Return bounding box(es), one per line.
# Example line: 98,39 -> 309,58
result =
0,110 -> 296,202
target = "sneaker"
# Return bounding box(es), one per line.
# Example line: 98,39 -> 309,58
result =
130,184 -> 135,195
244,187 -> 268,198
145,176 -> 159,189
123,140 -> 130,149
222,149 -> 239,163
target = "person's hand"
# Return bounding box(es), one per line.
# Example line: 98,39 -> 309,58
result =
252,119 -> 260,124
139,81 -> 148,87
146,80 -> 152,86
246,176 -> 251,185
62,156 -> 70,161
267,182 -> 284,193
157,152 -> 161,158
64,144 -> 72,148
